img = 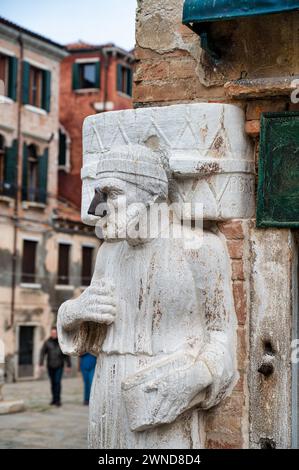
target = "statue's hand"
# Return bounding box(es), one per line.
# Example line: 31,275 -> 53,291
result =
144,361 -> 211,425
122,356 -> 213,432
60,279 -> 117,331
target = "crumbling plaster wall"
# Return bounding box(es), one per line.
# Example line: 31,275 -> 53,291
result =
134,0 -> 299,108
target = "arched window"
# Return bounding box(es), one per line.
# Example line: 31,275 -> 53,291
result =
27,144 -> 38,202
0,135 -> 5,193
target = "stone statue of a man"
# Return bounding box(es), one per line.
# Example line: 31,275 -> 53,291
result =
58,144 -> 237,449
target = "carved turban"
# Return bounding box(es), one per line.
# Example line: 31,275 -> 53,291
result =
96,144 -> 169,199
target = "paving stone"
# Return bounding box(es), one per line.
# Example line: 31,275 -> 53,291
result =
0,377 -> 89,449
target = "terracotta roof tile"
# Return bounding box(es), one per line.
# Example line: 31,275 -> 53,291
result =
66,41 -> 115,51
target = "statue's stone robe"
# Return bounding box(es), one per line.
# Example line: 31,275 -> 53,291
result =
58,230 -> 236,449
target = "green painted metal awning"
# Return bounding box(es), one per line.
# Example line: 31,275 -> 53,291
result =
183,0 -> 299,24
182,1 -> 299,59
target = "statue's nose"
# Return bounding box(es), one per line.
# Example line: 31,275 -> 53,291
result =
88,190 -> 109,217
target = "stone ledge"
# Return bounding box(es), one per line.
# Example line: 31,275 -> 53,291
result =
224,76 -> 299,100
0,400 -> 25,415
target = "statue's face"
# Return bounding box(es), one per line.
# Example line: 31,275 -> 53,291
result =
89,177 -> 153,243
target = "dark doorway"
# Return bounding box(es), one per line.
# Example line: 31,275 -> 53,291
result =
18,326 -> 35,378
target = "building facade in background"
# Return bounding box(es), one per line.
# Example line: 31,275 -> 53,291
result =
59,42 -> 134,209
0,18 -> 98,382
134,0 -> 299,449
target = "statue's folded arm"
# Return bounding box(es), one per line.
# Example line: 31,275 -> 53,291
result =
57,299 -> 107,357
57,260 -> 116,357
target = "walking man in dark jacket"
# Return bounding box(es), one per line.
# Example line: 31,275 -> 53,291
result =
39,326 -> 71,406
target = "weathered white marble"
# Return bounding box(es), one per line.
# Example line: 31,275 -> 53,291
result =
58,103 -> 245,449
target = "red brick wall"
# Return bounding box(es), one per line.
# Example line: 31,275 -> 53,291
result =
59,52 -> 133,208
204,220 -> 249,448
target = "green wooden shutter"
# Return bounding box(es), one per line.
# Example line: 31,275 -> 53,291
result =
117,64 -> 123,92
126,67 -> 132,96
22,143 -> 28,201
95,61 -> 101,89
4,139 -> 18,197
38,148 -> 48,204
22,61 -> 30,105
72,63 -> 80,90
42,70 -> 51,112
8,57 -> 18,101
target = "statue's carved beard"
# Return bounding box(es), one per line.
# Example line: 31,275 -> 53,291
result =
98,203 -> 149,245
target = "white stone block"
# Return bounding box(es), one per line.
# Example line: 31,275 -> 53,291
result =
0,400 -> 25,415
81,103 -> 254,224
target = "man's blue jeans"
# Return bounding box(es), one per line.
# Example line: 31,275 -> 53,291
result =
48,367 -> 63,404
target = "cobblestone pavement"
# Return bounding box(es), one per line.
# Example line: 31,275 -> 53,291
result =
0,377 -> 89,449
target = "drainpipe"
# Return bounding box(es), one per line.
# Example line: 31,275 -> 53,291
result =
102,48 -> 109,113
10,34 -> 24,328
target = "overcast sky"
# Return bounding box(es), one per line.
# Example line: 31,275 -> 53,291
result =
0,0 -> 137,50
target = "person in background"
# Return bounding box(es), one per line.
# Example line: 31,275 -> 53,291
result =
39,326 -> 71,407
80,353 -> 97,405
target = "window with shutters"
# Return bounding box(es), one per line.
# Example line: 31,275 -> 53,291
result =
23,62 -> 51,112
0,53 -> 18,100
80,63 -> 96,88
58,127 -> 70,170
21,240 -> 38,284
27,144 -> 39,202
72,60 -> 100,90
0,138 -> 17,197
22,144 -> 48,204
29,66 -> 43,108
57,243 -> 71,285
0,53 -> 9,96
81,246 -> 94,286
117,64 -> 132,97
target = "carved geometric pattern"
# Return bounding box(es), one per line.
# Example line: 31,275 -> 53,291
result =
83,104 -> 254,222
